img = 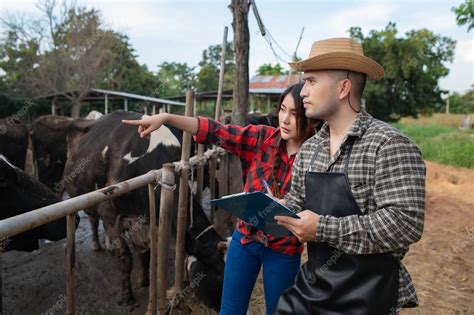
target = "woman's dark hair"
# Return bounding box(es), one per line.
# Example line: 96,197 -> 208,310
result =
270,83 -> 321,198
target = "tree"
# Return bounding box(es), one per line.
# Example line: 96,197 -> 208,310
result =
156,61 -> 196,97
256,63 -> 288,76
196,42 -> 235,92
349,23 -> 456,121
229,0 -> 249,126
452,0 -> 474,32
448,88 -> 474,114
0,0 -> 145,117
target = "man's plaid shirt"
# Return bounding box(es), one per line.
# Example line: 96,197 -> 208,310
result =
285,110 -> 426,309
194,117 -> 303,256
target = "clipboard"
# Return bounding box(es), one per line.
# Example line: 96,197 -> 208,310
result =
210,191 -> 299,237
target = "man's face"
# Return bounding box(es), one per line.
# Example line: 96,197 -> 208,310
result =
301,70 -> 339,120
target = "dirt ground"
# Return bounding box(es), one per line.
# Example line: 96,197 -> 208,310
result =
2,161 -> 473,314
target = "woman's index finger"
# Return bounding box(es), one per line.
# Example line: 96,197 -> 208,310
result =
121,119 -> 143,125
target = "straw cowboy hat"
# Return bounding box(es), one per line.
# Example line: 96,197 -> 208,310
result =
289,38 -> 384,80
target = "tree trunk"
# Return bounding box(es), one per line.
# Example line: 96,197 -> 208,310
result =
71,100 -> 82,118
225,0 -> 249,234
230,0 -> 250,126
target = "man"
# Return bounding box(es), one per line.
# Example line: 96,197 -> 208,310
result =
274,38 -> 426,314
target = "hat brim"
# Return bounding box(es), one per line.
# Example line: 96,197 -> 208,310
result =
289,52 -> 384,80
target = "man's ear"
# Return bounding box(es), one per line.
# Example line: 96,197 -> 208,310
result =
339,78 -> 352,101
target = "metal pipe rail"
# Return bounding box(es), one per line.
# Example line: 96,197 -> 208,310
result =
0,170 -> 162,240
0,146 -> 226,314
0,147 -> 225,240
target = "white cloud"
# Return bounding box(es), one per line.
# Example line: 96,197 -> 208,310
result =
325,2 -> 396,36
457,39 -> 473,63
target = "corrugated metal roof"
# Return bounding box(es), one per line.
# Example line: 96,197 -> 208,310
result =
249,74 -> 302,92
35,88 -> 186,106
249,88 -> 286,94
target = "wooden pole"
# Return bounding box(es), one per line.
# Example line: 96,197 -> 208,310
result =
104,94 -> 109,114
66,214 -> 76,315
214,26 -> 228,121
51,99 -> 56,115
196,144 -> 205,203
172,91 -> 194,294
230,0 -> 250,125
214,153 -> 229,236
157,164 -> 175,313
146,183 -> 158,315
209,155 -> 217,222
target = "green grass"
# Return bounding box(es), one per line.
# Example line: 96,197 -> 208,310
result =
392,123 -> 474,169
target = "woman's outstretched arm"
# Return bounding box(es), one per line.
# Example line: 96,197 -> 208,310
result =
122,113 -> 198,138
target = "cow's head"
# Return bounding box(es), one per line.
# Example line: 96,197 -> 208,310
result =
0,154 -> 79,252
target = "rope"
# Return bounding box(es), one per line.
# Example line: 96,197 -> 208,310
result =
156,180 -> 176,191
195,225 -> 215,240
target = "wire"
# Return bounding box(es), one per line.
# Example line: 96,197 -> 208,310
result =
264,27 -> 293,59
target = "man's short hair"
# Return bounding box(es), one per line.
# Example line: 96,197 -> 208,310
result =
328,70 -> 367,99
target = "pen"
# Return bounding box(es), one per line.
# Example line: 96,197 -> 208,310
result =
261,179 -> 273,197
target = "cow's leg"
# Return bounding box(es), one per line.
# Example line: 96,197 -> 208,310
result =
136,250 -> 150,288
114,236 -> 135,305
99,204 -> 135,305
87,211 -> 102,251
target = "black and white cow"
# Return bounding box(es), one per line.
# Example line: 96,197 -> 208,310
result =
62,111 -> 227,308
0,154 -> 78,252
30,112 -> 104,253
185,196 -> 227,312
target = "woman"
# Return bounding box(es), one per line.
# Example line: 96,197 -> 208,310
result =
122,83 -> 318,315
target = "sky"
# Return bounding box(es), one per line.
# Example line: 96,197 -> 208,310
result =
1,0 -> 473,94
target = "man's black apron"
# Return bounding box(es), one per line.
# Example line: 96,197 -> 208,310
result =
275,138 -> 399,314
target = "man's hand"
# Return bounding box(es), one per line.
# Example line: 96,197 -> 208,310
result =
122,113 -> 168,138
275,210 -> 320,243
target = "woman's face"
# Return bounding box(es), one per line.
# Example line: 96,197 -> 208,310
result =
278,93 -> 299,141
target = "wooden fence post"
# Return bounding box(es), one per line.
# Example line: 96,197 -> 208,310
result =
172,90 -> 194,295
66,213 -> 76,315
157,164 -> 175,313
146,182 -> 158,315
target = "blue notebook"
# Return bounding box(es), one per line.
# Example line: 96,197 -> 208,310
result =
210,191 -> 300,237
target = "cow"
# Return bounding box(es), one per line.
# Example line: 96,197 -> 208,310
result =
61,111 -> 227,308
184,197 -> 227,312
30,113 -> 101,192
30,112 -> 104,251
0,117 -> 29,170
0,154 -> 78,252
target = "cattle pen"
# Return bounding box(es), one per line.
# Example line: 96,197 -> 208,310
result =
0,91 -> 233,315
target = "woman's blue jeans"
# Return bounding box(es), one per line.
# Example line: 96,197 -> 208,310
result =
219,230 -> 301,315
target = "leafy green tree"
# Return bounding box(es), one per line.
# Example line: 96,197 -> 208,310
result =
452,0 -> 474,32
157,61 -> 196,97
256,63 -> 288,75
349,23 -> 455,121
0,0 -> 155,117
448,88 -> 474,113
196,42 -> 235,92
